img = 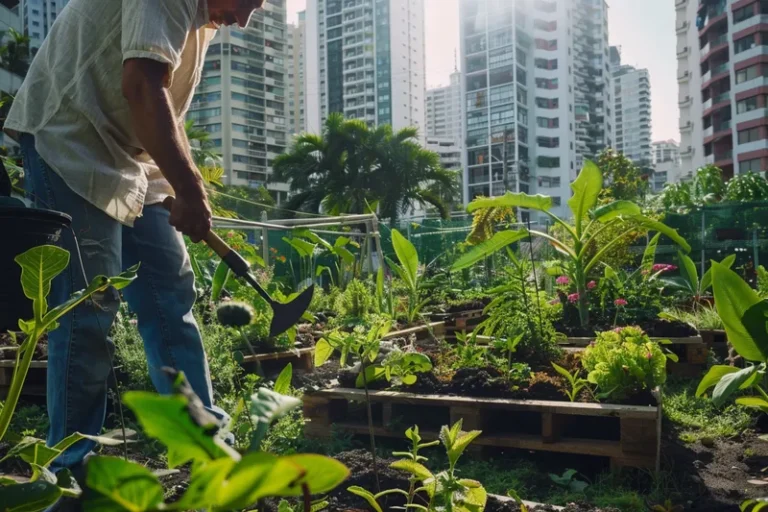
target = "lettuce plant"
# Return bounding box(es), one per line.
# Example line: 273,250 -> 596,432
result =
451,161 -> 690,328
581,327 -> 668,401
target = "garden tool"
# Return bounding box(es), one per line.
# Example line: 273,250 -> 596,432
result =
163,197 -> 314,337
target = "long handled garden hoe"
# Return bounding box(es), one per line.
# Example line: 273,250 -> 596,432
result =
163,197 -> 314,337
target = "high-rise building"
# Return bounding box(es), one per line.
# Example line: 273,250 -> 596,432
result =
187,0 -> 290,203
610,46 -> 652,166
677,0 -> 768,179
19,0 -> 68,52
304,0 -> 426,135
460,0 -> 611,220
287,11 -> 306,136
426,70 -> 463,143
0,0 -> 24,151
651,139 -> 683,192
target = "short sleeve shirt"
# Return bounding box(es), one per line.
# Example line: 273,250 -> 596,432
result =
5,0 -> 217,226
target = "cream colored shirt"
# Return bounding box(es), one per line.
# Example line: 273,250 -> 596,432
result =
5,0 -> 216,226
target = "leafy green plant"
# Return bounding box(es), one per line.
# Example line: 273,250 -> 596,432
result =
348,420 -> 487,512
664,253 -> 735,303
82,371 -> 349,511
358,347 -> 433,388
696,262 -> 768,411
451,331 -> 487,370
491,332 -> 524,384
0,245 -> 139,510
549,469 -> 589,493
581,327 -> 668,401
291,229 -> 359,289
333,278 -> 376,326
278,498 -> 330,512
650,499 -> 685,512
452,160 -> 689,328
551,363 -> 590,402
388,229 -> 430,324
660,305 -> 724,331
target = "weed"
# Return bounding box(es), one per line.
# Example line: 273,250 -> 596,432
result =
8,404 -> 49,438
663,378 -> 755,442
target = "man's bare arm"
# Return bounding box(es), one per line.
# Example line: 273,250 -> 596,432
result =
122,58 -> 211,241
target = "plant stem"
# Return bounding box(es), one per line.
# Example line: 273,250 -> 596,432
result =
360,358 -> 381,493
0,328 -> 40,441
526,217 -> 545,340
302,483 -> 311,512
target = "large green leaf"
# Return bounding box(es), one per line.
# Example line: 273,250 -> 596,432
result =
274,454 -> 350,496
701,254 -> 735,293
634,216 -> 691,253
568,160 -> 602,234
696,365 -> 740,397
641,233 -> 662,272
1,432 -> 125,469
712,365 -> 760,407
0,480 -> 62,512
466,192 -> 552,213
248,388 -> 302,451
294,229 -> 333,252
211,260 -> 231,302
122,392 -> 231,468
84,456 -> 164,512
216,452 -> 301,509
391,229 -> 419,289
273,363 -> 293,395
390,459 -> 433,480
711,262 -> 768,361
283,237 -> 316,258
314,338 -> 334,367
14,245 -> 70,320
334,246 -> 356,265
169,458 -> 235,510
451,230 -> 528,271
591,200 -> 641,222
457,479 -> 488,512
678,251 -> 699,294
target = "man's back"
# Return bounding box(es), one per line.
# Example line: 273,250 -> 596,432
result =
6,0 -> 213,225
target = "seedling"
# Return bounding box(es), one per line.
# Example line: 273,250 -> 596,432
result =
549,469 -> 589,493
551,362 -> 590,402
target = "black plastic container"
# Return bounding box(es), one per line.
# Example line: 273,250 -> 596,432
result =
1,203 -> 72,332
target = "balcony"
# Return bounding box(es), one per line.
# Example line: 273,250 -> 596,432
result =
715,149 -> 733,164
678,95 -> 693,107
713,91 -> 730,104
704,153 -> 715,164
676,20 -> 689,34
677,46 -> 690,59
681,145 -> 694,156
676,0 -> 687,8
677,70 -> 690,83
703,125 -> 713,138
680,121 -> 693,132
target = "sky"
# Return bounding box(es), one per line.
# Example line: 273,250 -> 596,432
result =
285,0 -> 679,142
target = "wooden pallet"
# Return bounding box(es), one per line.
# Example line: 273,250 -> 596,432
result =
241,347 -> 314,372
383,321 -> 446,341
304,388 -> 660,471
444,309 -> 486,336
0,360 -> 47,397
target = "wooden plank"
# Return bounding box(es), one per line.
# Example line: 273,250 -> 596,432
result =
685,343 -> 709,365
241,347 -> 313,364
0,360 -> 48,369
560,335 -> 704,347
382,322 -> 445,341
302,395 -> 332,437
310,388 -> 658,419
542,412 -> 564,444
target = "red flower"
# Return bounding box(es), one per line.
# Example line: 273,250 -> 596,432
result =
556,276 -> 570,285
587,280 -> 597,290
614,298 -> 628,307
568,293 -> 580,303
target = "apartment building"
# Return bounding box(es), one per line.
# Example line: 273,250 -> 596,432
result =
19,0 -> 68,52
0,0 -> 24,151
459,0 -> 612,220
427,136 -> 462,171
426,70 -> 463,143
610,46 -> 652,166
304,0 -> 426,135
287,11 -> 307,136
677,0 -> 768,179
651,139 -> 684,192
187,0 -> 290,203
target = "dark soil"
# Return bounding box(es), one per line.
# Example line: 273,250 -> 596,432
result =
556,318 -> 698,339
0,332 -> 48,361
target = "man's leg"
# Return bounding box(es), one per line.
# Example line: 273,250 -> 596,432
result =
121,203 -> 225,419
20,135 -> 122,471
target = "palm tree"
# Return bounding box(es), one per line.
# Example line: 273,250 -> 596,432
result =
185,120 -> 221,167
0,29 -> 30,77
272,114 -> 458,222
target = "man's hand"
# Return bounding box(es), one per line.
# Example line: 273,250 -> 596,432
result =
166,185 -> 212,243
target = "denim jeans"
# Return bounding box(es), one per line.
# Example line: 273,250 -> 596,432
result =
20,134 -> 225,472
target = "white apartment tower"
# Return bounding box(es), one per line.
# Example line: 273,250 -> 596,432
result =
427,70 -> 463,143
287,11 -> 307,136
187,0 -> 290,203
304,0 -> 426,134
610,46 -> 652,166
19,0 -> 68,52
651,139 -> 684,192
460,0 -> 612,220
677,0 -> 768,179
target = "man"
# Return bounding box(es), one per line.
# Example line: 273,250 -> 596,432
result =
4,0 -> 265,474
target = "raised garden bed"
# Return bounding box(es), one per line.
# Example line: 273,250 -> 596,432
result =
383,321 -> 445,341
241,347 -> 314,372
304,387 -> 661,471
0,360 -> 47,397
441,309 -> 486,336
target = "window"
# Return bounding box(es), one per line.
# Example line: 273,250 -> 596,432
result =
534,58 -> 558,70
536,117 -> 558,128
535,77 -> 558,89
535,97 -> 559,109
735,34 -> 756,54
536,136 -> 559,148
741,158 -> 763,171
733,5 -> 755,24
535,39 -> 557,51
534,19 -> 557,31
739,127 -> 762,144
537,156 -> 560,168
538,176 -> 561,188
737,96 -> 759,113
737,64 -> 760,84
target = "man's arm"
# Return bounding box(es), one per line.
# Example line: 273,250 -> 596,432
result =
122,58 -> 211,242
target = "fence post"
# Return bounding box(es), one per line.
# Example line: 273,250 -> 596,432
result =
261,210 -> 269,267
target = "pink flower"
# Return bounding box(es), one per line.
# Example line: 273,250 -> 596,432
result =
568,293 -> 580,303
614,298 -> 628,307
587,280 -> 597,290
666,264 -> 678,271
645,351 -> 653,360
652,264 -> 678,273
613,327 -> 623,333
556,276 -> 570,285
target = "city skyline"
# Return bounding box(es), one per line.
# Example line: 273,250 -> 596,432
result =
286,0 -> 679,143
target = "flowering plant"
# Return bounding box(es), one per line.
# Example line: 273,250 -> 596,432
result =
581,326 -> 668,401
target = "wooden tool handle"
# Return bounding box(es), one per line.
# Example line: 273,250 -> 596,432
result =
161,196 -> 230,259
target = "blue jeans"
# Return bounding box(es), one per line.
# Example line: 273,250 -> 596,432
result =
20,134 -> 224,471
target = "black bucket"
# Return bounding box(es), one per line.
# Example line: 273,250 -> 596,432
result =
0,204 -> 72,332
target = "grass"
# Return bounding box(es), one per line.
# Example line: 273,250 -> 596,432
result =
663,377 -> 756,443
